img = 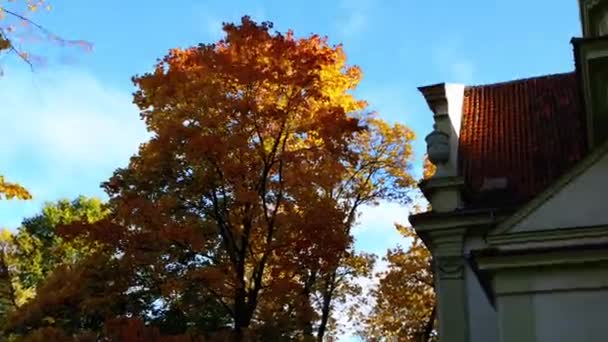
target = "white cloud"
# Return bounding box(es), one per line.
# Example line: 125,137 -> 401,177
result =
335,257 -> 388,342
334,202 -> 414,340
0,67 -> 149,228
353,202 -> 410,235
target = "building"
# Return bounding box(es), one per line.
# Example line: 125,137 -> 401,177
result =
410,1 -> 608,341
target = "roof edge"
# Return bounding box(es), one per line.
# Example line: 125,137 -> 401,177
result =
465,71 -> 576,90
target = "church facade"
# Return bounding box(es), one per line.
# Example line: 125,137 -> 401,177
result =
411,1 -> 608,341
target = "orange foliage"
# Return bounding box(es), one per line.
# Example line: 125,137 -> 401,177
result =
0,176 -> 31,200
115,16 -> 366,336
6,16 -> 418,341
423,154 -> 436,180
8,16 -> 367,339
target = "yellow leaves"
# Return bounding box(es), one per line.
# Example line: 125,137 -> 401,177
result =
0,228 -> 13,244
0,176 -> 31,200
120,16 -> 378,336
423,154 -> 436,180
0,16 -> 418,340
354,223 -> 436,341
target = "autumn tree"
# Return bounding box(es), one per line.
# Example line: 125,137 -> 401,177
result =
354,156 -> 437,342
5,16 -> 367,340
5,17 -> 419,341
111,16 -> 370,339
294,117 -> 416,340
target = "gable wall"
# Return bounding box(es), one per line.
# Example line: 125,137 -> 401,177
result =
512,151 -> 608,232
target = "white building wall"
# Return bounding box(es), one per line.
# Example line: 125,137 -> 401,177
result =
494,265 -> 608,342
534,290 -> 608,342
464,236 -> 499,342
513,152 -> 608,232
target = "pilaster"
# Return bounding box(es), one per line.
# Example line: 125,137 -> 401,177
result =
411,209 -> 501,342
428,228 -> 469,342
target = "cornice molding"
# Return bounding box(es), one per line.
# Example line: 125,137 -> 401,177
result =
475,248 -> 608,272
487,225 -> 608,247
418,176 -> 464,197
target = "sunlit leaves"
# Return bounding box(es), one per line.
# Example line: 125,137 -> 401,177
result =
2,15 -> 419,341
0,176 -> 31,200
423,154 -> 436,180
119,15 -> 373,339
355,224 -> 436,342
352,157 -> 438,341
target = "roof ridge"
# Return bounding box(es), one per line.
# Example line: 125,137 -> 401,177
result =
465,71 -> 576,89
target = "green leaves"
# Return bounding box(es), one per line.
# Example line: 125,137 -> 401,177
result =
6,196 -> 108,302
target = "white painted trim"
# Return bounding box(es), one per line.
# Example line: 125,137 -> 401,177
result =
446,83 -> 465,138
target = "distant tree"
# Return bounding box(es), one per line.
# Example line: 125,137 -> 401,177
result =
0,197 -> 108,311
354,156 -> 437,342
356,224 -> 436,342
10,196 -> 109,295
298,117 -> 416,341
0,174 -> 31,320
0,230 -> 18,320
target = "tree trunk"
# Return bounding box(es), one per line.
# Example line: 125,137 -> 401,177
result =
301,270 -> 317,338
316,271 -> 337,341
233,258 -> 250,342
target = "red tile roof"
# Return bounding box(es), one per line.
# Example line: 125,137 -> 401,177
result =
459,72 -> 588,207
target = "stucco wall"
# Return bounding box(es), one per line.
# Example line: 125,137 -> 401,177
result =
512,151 -> 608,232
494,264 -> 608,342
534,290 -> 608,342
495,289 -> 608,342
464,236 -> 499,342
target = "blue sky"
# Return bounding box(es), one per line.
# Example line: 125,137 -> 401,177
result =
0,0 -> 582,338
